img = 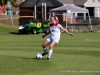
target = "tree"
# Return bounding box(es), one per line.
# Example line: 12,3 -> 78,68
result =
1,0 -> 18,7
0,0 -> 5,6
0,0 -> 8,5
8,0 -> 18,7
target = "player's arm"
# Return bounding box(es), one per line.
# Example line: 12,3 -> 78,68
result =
42,32 -> 50,38
60,26 -> 74,36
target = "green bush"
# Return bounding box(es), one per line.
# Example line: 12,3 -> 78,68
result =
79,18 -> 100,25
91,18 -> 100,25
79,20 -> 90,24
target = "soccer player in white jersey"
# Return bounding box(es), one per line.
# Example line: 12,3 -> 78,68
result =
42,11 -> 74,60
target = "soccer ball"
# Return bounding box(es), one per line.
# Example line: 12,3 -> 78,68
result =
36,53 -> 42,59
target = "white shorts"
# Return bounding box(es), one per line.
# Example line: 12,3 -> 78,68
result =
47,35 -> 60,44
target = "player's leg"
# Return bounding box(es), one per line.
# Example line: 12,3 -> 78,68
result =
42,39 -> 50,56
47,40 -> 57,60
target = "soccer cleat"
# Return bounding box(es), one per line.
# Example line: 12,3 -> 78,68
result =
42,52 -> 48,56
46,57 -> 50,60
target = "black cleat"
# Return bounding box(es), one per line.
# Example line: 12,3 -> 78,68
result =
42,52 -> 48,56
47,57 -> 50,60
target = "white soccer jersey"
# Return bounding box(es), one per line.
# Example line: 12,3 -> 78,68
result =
47,23 -> 62,44
50,23 -> 61,36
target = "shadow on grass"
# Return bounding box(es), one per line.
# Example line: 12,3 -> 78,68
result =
21,58 -> 46,60
9,32 -> 31,35
9,32 -> 19,35
9,32 -> 27,35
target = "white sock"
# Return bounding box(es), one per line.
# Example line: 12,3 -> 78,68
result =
43,47 -> 47,53
48,50 -> 53,58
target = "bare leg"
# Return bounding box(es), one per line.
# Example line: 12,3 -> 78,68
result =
47,40 -> 57,59
42,40 -> 50,48
42,40 -> 50,56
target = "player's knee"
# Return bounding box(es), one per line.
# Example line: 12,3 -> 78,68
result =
42,44 -> 44,48
42,44 -> 46,48
49,45 -> 53,49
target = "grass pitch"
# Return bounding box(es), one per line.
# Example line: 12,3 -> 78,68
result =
0,26 -> 100,75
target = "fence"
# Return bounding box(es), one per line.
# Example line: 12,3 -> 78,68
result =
61,24 -> 100,32
0,15 -> 19,26
0,15 -> 100,32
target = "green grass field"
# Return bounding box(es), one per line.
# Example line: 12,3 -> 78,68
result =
0,25 -> 100,75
